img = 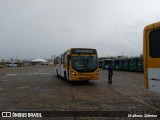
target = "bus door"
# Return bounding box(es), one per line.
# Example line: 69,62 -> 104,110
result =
147,28 -> 160,93
67,55 -> 71,80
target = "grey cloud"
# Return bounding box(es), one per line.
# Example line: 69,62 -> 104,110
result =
1,0 -> 160,59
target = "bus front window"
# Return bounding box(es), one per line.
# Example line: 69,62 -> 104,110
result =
72,56 -> 98,72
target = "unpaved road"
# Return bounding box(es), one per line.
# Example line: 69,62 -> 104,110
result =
0,66 -> 160,119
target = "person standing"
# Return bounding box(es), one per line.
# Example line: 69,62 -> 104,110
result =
108,64 -> 113,84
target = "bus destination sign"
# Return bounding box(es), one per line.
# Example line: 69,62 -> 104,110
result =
72,49 -> 97,54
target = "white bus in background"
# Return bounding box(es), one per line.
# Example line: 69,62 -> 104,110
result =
6,62 -> 17,67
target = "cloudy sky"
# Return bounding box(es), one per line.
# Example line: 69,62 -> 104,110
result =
0,0 -> 160,59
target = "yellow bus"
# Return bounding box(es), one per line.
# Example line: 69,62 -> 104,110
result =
55,48 -> 99,81
143,22 -> 160,93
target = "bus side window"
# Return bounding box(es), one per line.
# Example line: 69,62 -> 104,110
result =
149,29 -> 160,58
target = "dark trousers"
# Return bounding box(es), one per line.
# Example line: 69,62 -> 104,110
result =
108,74 -> 112,84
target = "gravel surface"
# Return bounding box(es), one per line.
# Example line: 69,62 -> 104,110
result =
0,66 -> 160,120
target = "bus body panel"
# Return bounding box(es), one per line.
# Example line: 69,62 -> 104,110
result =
60,64 -> 64,77
70,68 -> 99,81
57,57 -> 61,76
154,22 -> 160,28
148,68 -> 160,93
144,22 -> 160,92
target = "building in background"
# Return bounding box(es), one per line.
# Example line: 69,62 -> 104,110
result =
31,58 -> 48,66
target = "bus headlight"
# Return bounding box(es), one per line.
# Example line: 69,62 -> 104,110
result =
72,71 -> 75,75
96,71 -> 99,75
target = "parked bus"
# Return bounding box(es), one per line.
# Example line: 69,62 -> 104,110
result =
118,59 -> 124,70
137,57 -> 143,72
6,62 -> 17,67
123,58 -> 130,71
55,48 -> 99,81
98,60 -> 103,68
143,22 -> 160,93
129,57 -> 138,71
111,60 -> 115,70
112,59 -> 120,70
102,59 -> 112,69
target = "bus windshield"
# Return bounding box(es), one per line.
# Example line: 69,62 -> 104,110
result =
72,56 -> 98,72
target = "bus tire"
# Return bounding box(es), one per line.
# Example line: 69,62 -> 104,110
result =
85,80 -> 89,83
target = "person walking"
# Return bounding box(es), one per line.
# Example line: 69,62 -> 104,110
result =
108,64 -> 113,84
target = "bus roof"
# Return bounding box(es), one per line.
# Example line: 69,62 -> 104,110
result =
144,21 -> 160,31
65,48 -> 97,54
65,48 -> 96,52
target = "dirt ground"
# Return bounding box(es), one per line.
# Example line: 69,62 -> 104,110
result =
0,66 -> 160,120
